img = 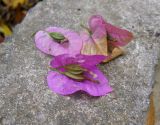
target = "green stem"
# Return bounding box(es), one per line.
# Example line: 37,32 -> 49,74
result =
49,66 -> 64,74
80,24 -> 92,35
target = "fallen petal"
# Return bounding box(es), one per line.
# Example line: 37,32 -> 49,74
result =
89,15 -> 133,47
103,47 -> 124,63
47,66 -> 112,96
80,27 -> 108,56
105,22 -> 133,47
50,54 -> 107,69
34,27 -> 82,56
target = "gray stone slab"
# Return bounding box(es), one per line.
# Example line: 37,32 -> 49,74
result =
0,0 -> 160,124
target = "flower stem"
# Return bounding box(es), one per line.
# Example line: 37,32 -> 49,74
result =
49,66 -> 63,74
80,23 -> 92,35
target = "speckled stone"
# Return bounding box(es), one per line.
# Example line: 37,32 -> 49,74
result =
0,0 -> 160,124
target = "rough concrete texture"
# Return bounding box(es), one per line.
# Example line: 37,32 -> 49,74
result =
0,0 -> 160,124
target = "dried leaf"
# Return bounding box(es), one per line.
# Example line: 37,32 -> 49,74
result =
2,0 -> 28,8
145,94 -> 155,125
0,33 -> 5,43
15,9 -> 26,24
0,21 -> 12,36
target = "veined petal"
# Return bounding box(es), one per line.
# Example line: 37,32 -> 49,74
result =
103,47 -> 124,63
89,15 -> 133,47
80,26 -> 108,56
80,32 -> 101,55
34,27 -> 82,56
89,15 -> 104,32
76,54 -> 106,67
105,23 -> 133,46
50,54 -> 107,69
47,66 -> 112,96
91,26 -> 108,56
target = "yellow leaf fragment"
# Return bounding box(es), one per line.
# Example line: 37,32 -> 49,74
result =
2,0 -> 28,8
0,22 -> 12,36
145,94 -> 155,125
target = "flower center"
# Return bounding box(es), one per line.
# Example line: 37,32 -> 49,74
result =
49,32 -> 68,44
50,64 -> 99,83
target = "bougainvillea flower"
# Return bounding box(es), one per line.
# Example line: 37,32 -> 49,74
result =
80,24 -> 123,62
34,27 -> 82,56
47,54 -> 112,96
89,15 -> 133,47
81,15 -> 133,62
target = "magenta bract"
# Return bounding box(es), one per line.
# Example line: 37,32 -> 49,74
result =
89,15 -> 133,47
34,15 -> 132,97
47,54 -> 112,96
34,27 -> 82,56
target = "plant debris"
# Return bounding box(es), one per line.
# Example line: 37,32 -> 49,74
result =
0,0 -> 42,43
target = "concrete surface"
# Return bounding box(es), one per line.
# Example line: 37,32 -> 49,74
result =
0,0 -> 160,124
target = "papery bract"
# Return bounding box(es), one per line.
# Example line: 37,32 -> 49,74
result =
103,41 -> 124,62
89,15 -> 133,47
35,27 -> 82,56
80,24 -> 108,56
47,54 -> 112,96
81,15 -> 133,62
